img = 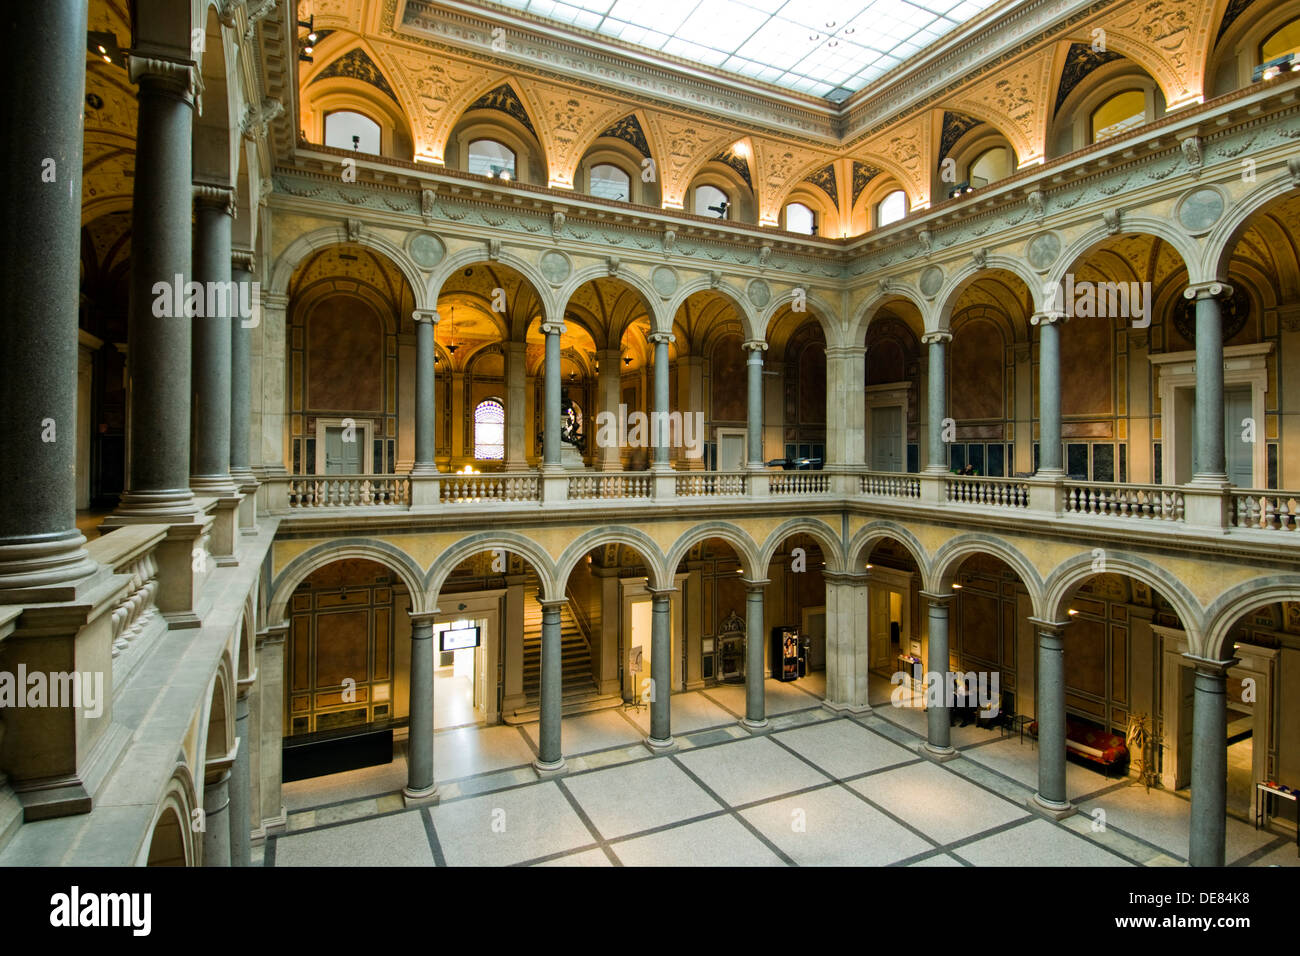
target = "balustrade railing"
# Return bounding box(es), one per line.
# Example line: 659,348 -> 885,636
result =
567,473 -> 652,499
441,473 -> 540,503
860,471 -> 921,499
288,475 -> 410,508
769,472 -> 831,495
945,475 -> 1030,508
1230,491 -> 1300,532
676,471 -> 748,496
1064,482 -> 1185,522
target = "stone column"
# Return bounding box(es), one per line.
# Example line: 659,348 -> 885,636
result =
921,332 -> 951,472
505,341 -> 529,469
116,57 -> 199,519
744,341 -> 767,468
647,587 -> 676,750
595,348 -> 623,470
742,579 -> 769,729
541,322 -> 564,470
823,572 -> 871,712
0,0 -> 98,589
1031,311 -> 1067,475
535,597 -> 567,774
650,333 -> 674,469
191,186 -> 238,497
1187,654 -> 1235,866
403,612 -> 439,805
1185,282 -> 1233,482
254,293 -> 290,477
255,624 -> 287,836
229,251 -> 257,487
826,346 -> 867,469
922,592 -> 955,757
411,310 -> 439,474
1031,618 -> 1074,816
229,682 -> 253,866
202,769 -> 232,867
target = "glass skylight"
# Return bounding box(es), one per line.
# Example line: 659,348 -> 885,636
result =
491,0 -> 1007,98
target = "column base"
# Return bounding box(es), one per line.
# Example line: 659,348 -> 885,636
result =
645,735 -> 678,754
918,742 -> 959,763
190,475 -> 241,498
822,700 -> 872,716
532,757 -> 568,778
739,717 -> 770,734
409,462 -> 440,476
113,489 -> 198,521
1027,793 -> 1076,820
401,783 -> 441,808
0,531 -> 98,594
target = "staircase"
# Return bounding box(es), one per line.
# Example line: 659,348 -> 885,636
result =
521,594 -> 596,700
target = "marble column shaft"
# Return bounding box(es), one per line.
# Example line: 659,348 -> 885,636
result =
191,187 -> 236,494
924,593 -> 953,753
1033,621 -> 1070,810
651,333 -> 672,467
1034,313 -> 1065,474
537,600 -> 565,768
404,615 -> 438,799
119,57 -> 198,518
412,311 -> 438,473
1187,283 -> 1232,480
202,770 -> 232,867
744,342 -> 766,467
922,333 -> 950,471
0,0 -> 96,588
505,341 -> 528,469
649,589 -> 673,744
1188,656 -> 1234,866
229,688 -> 252,866
542,323 -> 563,468
229,253 -> 255,480
743,581 -> 767,727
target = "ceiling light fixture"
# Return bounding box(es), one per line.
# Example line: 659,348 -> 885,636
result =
87,30 -> 125,67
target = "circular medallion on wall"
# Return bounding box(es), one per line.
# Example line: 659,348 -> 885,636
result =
539,250 -> 572,286
652,265 -> 679,299
1025,231 -> 1061,272
919,265 -> 944,299
747,278 -> 771,309
1176,187 -> 1225,235
1173,285 -> 1250,344
406,232 -> 445,270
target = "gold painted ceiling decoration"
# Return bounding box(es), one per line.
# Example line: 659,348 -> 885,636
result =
1215,0 -> 1260,45
850,161 -> 880,208
598,114 -> 652,158
312,47 -> 400,104
467,83 -> 538,136
938,111 -> 983,161
802,164 -> 838,206
1054,43 -> 1125,115
711,145 -> 752,188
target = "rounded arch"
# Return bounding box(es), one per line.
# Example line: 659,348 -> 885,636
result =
1204,173 -> 1300,281
777,184 -> 839,238
1049,55 -> 1167,158
928,534 -> 1045,612
197,651 -> 235,774
757,287 -> 842,347
846,520 -> 931,578
934,256 -> 1046,330
1201,575 -> 1300,661
686,157 -> 757,223
268,538 -> 428,625
269,227 -> 432,310
848,283 -> 928,344
554,526 -> 669,591
298,35 -> 416,160
555,265 -> 665,335
757,518 -> 846,576
664,522 -> 762,581
1046,217 -> 1201,290
1041,550 -> 1204,642
424,530 -> 560,604
665,280 -> 758,344
138,768 -> 198,866
428,248 -> 553,321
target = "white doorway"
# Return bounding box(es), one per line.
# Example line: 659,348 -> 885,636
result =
716,427 -> 746,471
315,417 -> 373,474
432,617 -> 486,728
866,384 -> 909,473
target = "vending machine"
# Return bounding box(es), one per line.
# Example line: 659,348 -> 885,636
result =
771,627 -> 800,681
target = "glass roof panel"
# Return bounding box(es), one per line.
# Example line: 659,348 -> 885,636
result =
501,0 -> 1010,97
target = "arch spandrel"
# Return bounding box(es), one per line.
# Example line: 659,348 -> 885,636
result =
758,518 -> 847,576
268,538 -> 429,624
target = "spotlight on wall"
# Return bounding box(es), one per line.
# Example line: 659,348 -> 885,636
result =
351,134 -> 360,151
707,200 -> 730,219
1068,608 -> 1079,616
87,30 -> 125,67
947,182 -> 975,199
952,583 -> 962,589
623,355 -> 632,366
298,15 -> 317,61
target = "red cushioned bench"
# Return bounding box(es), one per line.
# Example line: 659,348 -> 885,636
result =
1028,716 -> 1129,773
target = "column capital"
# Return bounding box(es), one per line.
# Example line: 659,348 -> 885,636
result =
1027,616 -> 1072,636
194,183 -> 236,215
919,589 -> 956,606
920,330 -> 952,345
536,593 -> 569,608
1181,653 -> 1238,676
262,291 -> 290,311
823,570 -> 870,586
647,585 -> 678,598
742,339 -> 768,352
824,345 -> 867,360
740,578 -> 770,591
1030,310 -> 1068,327
540,321 -> 566,336
231,249 -> 257,275
412,309 -> 440,325
128,55 -> 199,98
648,331 -> 676,345
408,610 -> 440,627
1183,281 -> 1233,301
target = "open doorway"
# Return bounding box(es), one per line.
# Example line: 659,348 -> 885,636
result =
433,618 -> 486,728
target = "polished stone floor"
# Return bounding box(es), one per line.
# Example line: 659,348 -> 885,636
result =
264,673 -> 1299,867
